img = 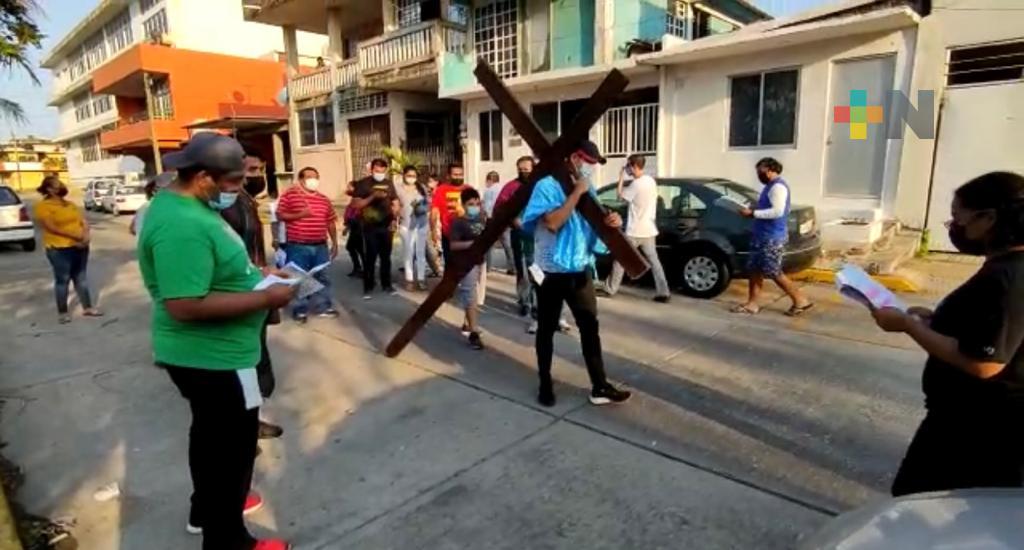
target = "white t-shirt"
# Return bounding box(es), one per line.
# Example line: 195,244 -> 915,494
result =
621,174 -> 659,239
482,182 -> 505,217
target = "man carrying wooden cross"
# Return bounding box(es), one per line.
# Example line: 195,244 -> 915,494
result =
521,139 -> 632,408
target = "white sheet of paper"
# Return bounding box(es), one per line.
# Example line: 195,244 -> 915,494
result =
253,274 -> 301,291
834,264 -> 907,311
528,263 -> 545,286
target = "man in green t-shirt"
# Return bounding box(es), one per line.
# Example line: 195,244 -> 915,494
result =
138,134 -> 296,550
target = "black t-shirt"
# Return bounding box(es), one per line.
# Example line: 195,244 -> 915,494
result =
923,251 -> 1024,412
353,176 -> 398,227
449,215 -> 485,244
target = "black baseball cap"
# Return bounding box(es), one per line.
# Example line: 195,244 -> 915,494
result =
574,139 -> 606,165
163,133 -> 245,178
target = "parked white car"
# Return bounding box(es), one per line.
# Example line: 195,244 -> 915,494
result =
101,184 -> 148,215
83,180 -> 112,211
0,185 -> 36,252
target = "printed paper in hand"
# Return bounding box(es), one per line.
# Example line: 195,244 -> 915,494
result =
280,261 -> 330,299
835,264 -> 907,311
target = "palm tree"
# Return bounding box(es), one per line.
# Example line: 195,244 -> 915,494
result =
0,0 -> 44,123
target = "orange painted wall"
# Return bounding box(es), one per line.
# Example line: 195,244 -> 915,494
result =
94,44 -> 289,148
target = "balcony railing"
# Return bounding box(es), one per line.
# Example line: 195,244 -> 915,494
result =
290,59 -> 357,101
358,20 -> 467,75
601,103 -> 659,157
116,108 -> 174,128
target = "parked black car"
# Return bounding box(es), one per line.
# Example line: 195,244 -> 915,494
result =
595,177 -> 821,299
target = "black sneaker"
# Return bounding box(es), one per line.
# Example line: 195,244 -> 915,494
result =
347,270 -> 363,278
318,308 -> 340,318
468,332 -> 484,350
294,314 -> 308,325
518,304 -> 530,317
384,286 -> 399,296
258,420 -> 284,439
596,288 -> 613,298
538,385 -> 556,408
654,295 -> 671,304
589,385 -> 631,406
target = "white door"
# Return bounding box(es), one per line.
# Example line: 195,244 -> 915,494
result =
926,81 -> 1024,251
824,56 -> 896,198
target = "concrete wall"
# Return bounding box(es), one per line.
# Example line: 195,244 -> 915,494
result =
291,145 -> 350,202
461,71 -> 660,190
613,0 -> 669,60
660,29 -> 915,223
169,0 -> 326,60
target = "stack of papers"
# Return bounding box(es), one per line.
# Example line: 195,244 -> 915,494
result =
253,261 -> 330,300
834,264 -> 907,311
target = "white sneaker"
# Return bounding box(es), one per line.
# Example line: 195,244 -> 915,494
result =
186,523 -> 202,536
558,318 -> 572,333
527,321 -> 538,334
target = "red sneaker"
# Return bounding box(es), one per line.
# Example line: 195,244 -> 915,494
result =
253,540 -> 290,550
244,491 -> 264,516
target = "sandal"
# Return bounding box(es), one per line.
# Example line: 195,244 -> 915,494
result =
731,304 -> 760,315
785,303 -> 815,317
83,309 -> 104,318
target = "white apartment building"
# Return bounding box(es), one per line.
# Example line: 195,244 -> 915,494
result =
41,0 -> 327,187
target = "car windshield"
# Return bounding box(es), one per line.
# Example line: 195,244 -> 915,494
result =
95,182 -> 111,193
118,185 -> 146,195
0,187 -> 19,206
703,181 -> 760,204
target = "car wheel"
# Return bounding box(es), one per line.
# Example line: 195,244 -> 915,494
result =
679,247 -> 730,299
21,239 -> 36,252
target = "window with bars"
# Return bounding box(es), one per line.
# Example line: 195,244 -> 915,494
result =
140,0 -> 160,13
478,110 -> 503,162
729,69 -> 799,147
92,95 -> 113,115
474,0 -> 518,79
74,94 -> 93,122
602,104 -> 658,157
448,0 -> 470,26
150,78 -> 174,119
105,9 -> 134,54
338,91 -> 389,115
298,105 -> 336,146
666,0 -> 689,39
80,135 -> 101,163
396,0 -> 422,27
69,53 -> 87,81
83,33 -> 107,71
143,9 -> 169,40
947,41 -> 1024,86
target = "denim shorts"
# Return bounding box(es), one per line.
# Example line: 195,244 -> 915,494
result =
456,265 -> 481,309
747,239 -> 786,278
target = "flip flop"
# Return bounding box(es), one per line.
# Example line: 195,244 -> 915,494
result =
731,304 -> 760,315
786,303 -> 815,317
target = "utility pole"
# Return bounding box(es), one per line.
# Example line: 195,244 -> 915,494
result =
143,72 -> 163,174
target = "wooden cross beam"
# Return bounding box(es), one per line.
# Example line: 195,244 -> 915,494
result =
384,60 -> 649,358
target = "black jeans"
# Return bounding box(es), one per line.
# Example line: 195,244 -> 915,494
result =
45,246 -> 93,314
165,365 -> 259,550
256,321 -> 275,399
510,228 -> 526,290
346,221 -> 364,273
892,410 -> 1024,497
535,271 -> 608,391
362,225 -> 394,292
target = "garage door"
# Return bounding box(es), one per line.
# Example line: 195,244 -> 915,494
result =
927,42 -> 1024,252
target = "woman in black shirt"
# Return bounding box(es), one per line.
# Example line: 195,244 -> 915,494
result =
873,171 -> 1024,496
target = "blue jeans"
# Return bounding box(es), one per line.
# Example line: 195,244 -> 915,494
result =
45,247 -> 93,314
283,243 -> 333,317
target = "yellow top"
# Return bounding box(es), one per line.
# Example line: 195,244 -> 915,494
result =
33,198 -> 85,249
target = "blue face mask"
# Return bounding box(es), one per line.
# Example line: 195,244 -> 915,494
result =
466,205 -> 481,218
208,192 -> 239,210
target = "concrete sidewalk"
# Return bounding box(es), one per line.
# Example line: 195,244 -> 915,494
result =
0,214 -> 935,548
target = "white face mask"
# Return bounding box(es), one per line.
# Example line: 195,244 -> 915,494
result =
303,178 -> 320,191
372,172 -> 387,182
404,176 -> 417,185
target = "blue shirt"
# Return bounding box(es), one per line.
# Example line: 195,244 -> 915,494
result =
752,177 -> 790,244
521,176 -> 606,273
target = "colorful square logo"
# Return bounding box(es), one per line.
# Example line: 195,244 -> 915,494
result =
833,90 -> 884,140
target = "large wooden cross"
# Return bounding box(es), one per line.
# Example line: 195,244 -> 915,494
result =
384,60 -> 649,357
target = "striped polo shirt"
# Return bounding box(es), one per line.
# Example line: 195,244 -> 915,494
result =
277,187 -> 337,244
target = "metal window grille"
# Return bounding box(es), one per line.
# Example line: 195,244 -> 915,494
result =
80,135 -> 100,163
105,9 -> 134,54
474,0 -> 518,79
338,91 -> 389,115
143,9 -> 169,40
601,104 -> 659,157
92,95 -> 113,115
396,0 -> 421,28
140,0 -> 160,13
666,0 -> 689,39
74,94 -> 93,122
83,33 -> 107,70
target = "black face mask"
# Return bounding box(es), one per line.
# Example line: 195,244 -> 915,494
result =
450,177 -> 464,186
518,172 -> 530,182
757,172 -> 772,184
244,176 -> 266,197
56,187 -> 69,198
948,223 -> 987,256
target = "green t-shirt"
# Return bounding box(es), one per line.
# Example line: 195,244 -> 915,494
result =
137,192 -> 265,370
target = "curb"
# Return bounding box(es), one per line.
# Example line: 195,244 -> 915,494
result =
0,484 -> 22,550
792,268 -> 920,293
